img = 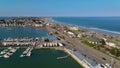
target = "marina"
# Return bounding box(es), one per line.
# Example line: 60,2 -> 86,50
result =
20,47 -> 33,57
0,36 -> 65,59
0,47 -> 19,58
0,48 -> 82,68
0,25 -> 116,68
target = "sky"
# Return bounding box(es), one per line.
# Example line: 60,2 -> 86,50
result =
0,0 -> 120,17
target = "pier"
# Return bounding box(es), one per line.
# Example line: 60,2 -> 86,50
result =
0,47 -> 19,58
20,47 -> 33,57
0,37 -> 65,58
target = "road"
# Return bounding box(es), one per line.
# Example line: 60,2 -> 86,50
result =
45,25 -> 120,68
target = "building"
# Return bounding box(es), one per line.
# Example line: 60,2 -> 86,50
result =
69,26 -> 79,30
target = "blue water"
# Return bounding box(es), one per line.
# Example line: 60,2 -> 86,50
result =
0,27 -> 48,40
52,17 -> 120,36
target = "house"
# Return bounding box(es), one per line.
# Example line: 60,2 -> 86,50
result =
106,42 -> 116,48
34,24 -> 43,27
69,27 -> 79,30
67,31 -> 76,37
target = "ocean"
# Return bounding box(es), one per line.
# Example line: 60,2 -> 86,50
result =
52,17 -> 120,36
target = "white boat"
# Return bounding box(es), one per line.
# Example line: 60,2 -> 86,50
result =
20,47 -> 33,58
26,52 -> 31,56
3,54 -> 9,58
3,50 -> 8,52
44,43 -> 47,47
58,43 -> 63,46
0,51 -> 6,54
8,47 -> 12,50
6,52 -> 13,56
20,55 -> 24,58
10,49 -> 17,53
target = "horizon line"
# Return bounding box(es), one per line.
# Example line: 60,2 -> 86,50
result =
0,16 -> 120,17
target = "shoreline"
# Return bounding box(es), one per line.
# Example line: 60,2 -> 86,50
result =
0,17 -> 120,68
63,48 -> 85,68
51,17 -> 120,36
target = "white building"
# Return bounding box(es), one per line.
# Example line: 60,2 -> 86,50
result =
106,42 -> 116,48
34,24 -> 43,27
69,27 -> 79,30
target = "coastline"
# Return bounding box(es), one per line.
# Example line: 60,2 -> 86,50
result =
63,48 -> 98,68
51,17 -> 120,36
48,17 -> 120,68
63,48 -> 85,67
0,17 -> 120,68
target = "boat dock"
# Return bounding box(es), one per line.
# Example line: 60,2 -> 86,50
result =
20,47 -> 33,57
0,47 -> 19,58
0,38 -> 65,59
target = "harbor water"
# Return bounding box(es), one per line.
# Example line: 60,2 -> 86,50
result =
0,26 -> 48,40
0,48 -> 82,68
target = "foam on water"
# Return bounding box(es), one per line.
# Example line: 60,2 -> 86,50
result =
89,27 -> 120,36
52,17 -> 120,36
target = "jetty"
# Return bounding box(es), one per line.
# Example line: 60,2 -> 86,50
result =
57,55 -> 69,59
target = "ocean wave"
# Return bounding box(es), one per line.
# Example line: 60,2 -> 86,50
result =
51,18 -> 120,36
51,18 -> 75,26
90,27 -> 120,35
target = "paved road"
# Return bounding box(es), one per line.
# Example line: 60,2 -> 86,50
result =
46,26 -> 120,68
